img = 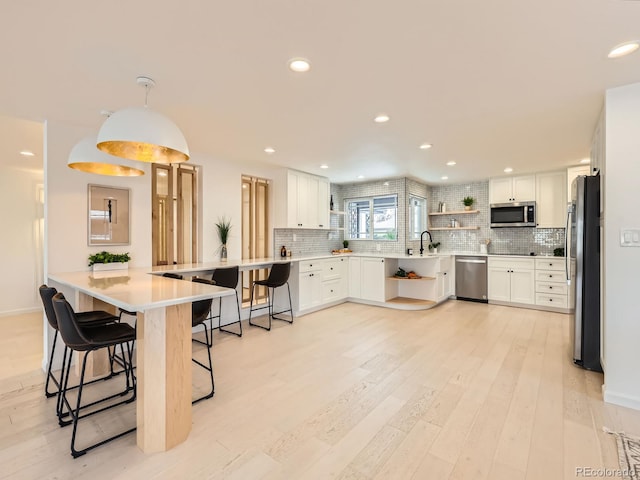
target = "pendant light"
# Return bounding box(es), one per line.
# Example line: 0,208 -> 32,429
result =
97,76 -> 190,164
68,135 -> 145,176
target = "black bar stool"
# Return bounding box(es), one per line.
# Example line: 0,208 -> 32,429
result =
209,266 -> 242,338
52,292 -> 136,458
39,285 -> 119,400
191,278 -> 216,403
248,262 -> 294,331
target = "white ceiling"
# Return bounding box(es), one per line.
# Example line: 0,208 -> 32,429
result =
1,1 -> 639,184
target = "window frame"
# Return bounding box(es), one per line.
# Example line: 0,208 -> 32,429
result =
345,194 -> 398,241
408,194 -> 428,241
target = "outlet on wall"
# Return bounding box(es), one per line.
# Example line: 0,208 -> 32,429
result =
376,243 -> 381,251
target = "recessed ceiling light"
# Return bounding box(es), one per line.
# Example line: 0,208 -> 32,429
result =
264,147 -> 275,154
580,158 -> 590,164
441,176 -> 448,180
288,58 -> 311,72
357,175 -> 365,179
374,114 -> 390,123
320,164 -> 329,169
446,161 -> 456,166
20,150 -> 35,157
608,41 -> 640,58
419,143 -> 432,150
504,167 -> 513,173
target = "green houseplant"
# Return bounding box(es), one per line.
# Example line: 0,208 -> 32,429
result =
215,216 -> 232,261
428,242 -> 441,254
88,251 -> 131,271
343,240 -> 349,249
463,196 -> 474,211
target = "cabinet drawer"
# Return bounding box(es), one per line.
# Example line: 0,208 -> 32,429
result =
535,282 -> 568,295
536,271 -> 565,283
299,260 -> 322,273
488,257 -> 535,270
322,279 -> 341,303
322,259 -> 342,280
535,258 -> 565,271
535,293 -> 568,308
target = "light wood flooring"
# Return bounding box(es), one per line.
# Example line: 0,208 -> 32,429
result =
2,301 -> 640,479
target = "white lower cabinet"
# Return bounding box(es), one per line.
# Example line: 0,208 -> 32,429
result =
298,260 -> 322,311
297,257 -> 348,312
436,256 -> 453,302
321,257 -> 348,303
488,257 -> 535,305
360,257 -> 386,302
535,257 -> 568,309
348,257 -> 362,298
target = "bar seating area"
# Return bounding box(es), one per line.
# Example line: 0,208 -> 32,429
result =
43,262 -> 294,457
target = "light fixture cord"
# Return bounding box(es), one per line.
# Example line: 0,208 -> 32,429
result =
144,83 -> 149,107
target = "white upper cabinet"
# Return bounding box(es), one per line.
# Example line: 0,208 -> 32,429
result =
566,165 -> 590,202
535,171 -> 567,228
276,169 -> 331,229
489,175 -> 536,203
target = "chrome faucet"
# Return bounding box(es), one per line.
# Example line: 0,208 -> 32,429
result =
420,230 -> 433,256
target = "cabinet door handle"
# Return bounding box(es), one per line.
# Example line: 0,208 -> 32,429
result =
549,286 -> 553,289
549,274 -> 553,278
381,259 -> 384,263
549,263 -> 553,266
319,225 -> 323,227
330,267 -> 333,270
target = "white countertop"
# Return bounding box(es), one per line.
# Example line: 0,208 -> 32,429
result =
49,268 -> 234,312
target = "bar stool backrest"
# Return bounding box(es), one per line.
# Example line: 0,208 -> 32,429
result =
162,272 -> 184,280
266,263 -> 291,288
39,285 -> 59,330
51,293 -> 91,351
191,278 -> 215,326
212,266 -> 239,289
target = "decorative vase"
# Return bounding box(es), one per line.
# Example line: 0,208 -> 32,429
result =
220,245 -> 227,262
464,205 -> 472,211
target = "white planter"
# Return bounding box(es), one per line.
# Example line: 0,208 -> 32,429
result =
92,262 -> 129,272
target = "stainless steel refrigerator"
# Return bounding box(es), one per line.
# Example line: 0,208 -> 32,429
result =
566,174 -> 602,372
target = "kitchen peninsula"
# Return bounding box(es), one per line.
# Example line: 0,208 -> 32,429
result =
48,269 -> 234,453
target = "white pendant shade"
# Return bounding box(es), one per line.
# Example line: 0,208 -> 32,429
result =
68,136 -> 145,176
96,106 -> 190,164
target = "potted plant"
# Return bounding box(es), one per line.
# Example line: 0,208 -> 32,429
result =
463,196 -> 474,211
428,242 -> 441,254
88,251 -> 131,272
215,216 -> 232,261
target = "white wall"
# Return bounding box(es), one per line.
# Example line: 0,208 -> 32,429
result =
195,153 -> 277,263
602,82 -> 640,410
46,121 -> 152,274
0,164 -> 43,315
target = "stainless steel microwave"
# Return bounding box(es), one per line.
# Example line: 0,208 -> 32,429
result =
490,202 -> 536,227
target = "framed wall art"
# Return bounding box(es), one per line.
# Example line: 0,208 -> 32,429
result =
87,184 -> 131,246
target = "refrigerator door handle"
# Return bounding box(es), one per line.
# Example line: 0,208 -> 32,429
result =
565,205 -> 572,285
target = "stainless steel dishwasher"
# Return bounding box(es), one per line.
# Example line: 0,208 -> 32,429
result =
455,256 -> 488,303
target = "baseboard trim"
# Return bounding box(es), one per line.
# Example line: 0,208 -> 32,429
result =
0,307 -> 41,317
603,387 -> 640,410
